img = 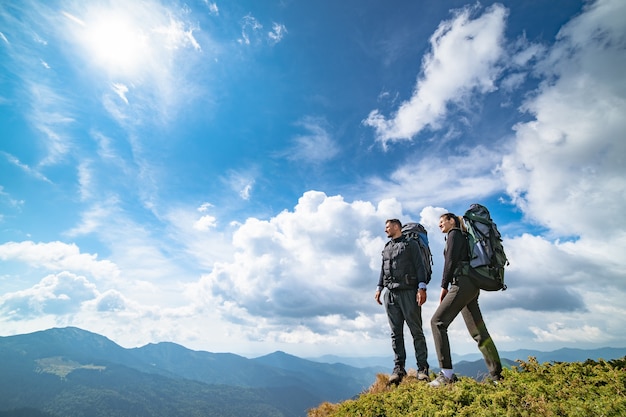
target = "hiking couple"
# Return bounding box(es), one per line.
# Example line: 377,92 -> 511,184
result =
374,215 -> 503,387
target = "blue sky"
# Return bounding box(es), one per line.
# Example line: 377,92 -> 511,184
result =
1,0 -> 625,361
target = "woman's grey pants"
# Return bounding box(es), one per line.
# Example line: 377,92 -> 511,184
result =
384,288 -> 429,370
430,275 -> 502,378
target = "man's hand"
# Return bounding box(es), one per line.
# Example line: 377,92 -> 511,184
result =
417,288 -> 427,306
374,290 -> 382,305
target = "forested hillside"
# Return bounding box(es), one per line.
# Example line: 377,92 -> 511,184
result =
0,327 -> 379,417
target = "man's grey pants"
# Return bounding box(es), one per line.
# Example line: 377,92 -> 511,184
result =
384,288 -> 429,370
430,275 -> 502,378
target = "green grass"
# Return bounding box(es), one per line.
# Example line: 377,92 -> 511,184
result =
308,357 -> 626,417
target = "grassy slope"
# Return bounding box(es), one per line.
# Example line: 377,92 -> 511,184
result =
308,357 -> 626,417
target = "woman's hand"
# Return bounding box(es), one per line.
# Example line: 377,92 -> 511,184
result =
439,288 -> 448,303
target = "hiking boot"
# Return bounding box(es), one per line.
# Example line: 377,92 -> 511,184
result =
428,372 -> 458,387
416,367 -> 430,382
388,367 -> 406,385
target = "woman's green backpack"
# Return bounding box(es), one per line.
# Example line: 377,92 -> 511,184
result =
460,204 -> 509,291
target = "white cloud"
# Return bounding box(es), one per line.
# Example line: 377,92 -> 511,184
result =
27,82 -> 75,167
238,14 -> 262,45
366,145 -> 504,212
198,202 -> 213,212
94,289 -> 128,312
65,198 -> 120,237
77,160 -> 94,201
161,205 -> 233,271
193,215 -> 217,231
223,170 -> 256,200
0,185 -> 25,209
500,0 -> 626,239
268,22 -> 287,45
204,1 -> 219,16
364,3 -> 508,147
287,117 -> 339,164
1,152 -> 51,182
0,241 -> 120,280
112,83 -> 129,104
153,15 -> 201,51
530,322 -> 603,343
0,272 -> 98,319
188,192 -> 404,342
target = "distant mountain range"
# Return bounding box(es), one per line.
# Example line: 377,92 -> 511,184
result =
0,327 -> 382,417
310,346 -> 626,372
1,327 -> 624,417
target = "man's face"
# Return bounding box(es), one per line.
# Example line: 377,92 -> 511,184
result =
385,222 -> 399,238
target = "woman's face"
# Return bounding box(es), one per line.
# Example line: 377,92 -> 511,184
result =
439,216 -> 456,234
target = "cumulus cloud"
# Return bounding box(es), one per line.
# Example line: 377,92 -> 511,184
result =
0,241 -> 120,280
187,191 -> 427,346
501,0 -> 626,240
95,290 -> 128,312
364,3 -> 507,147
194,192 -> 384,315
193,215 -> 217,231
0,272 -> 98,319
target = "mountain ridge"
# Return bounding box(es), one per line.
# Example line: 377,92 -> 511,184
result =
308,346 -> 626,369
0,327 -> 381,417
2,327 -> 625,416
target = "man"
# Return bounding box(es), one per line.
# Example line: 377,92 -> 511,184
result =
429,213 -> 502,387
375,219 -> 429,384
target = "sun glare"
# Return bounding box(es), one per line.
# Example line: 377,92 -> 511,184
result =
74,9 -> 150,77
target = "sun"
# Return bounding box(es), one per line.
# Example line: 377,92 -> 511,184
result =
64,8 -> 150,78
88,12 -> 147,75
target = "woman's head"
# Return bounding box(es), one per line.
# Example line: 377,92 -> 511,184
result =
439,213 -> 461,233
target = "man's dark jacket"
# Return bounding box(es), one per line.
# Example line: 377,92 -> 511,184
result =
378,236 -> 427,290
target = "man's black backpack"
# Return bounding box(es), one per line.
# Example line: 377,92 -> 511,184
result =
460,204 -> 508,291
401,222 -> 433,284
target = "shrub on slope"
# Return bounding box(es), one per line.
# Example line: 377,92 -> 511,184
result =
308,357 -> 626,417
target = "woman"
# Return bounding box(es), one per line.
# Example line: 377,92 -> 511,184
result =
429,213 -> 502,387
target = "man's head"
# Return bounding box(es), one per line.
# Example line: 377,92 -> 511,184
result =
385,219 -> 403,239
